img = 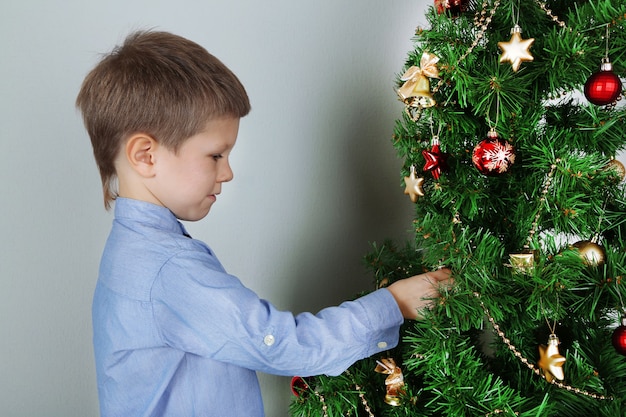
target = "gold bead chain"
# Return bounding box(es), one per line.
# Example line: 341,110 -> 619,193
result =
485,409 -> 520,416
473,292 -> 613,401
525,159 -> 560,248
346,370 -> 376,417
533,0 -> 569,29
434,0 -> 502,96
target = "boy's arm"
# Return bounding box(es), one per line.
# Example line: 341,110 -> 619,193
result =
152,252 -> 448,377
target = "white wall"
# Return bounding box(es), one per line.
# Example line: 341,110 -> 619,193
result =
0,1 -> 427,415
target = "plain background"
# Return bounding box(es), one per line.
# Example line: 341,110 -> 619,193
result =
0,1 -> 427,415
2,1 -> 624,416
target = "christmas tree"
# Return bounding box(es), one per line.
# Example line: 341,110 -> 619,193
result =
289,0 -> 626,416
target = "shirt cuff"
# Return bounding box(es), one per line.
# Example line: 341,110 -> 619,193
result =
354,288 -> 404,356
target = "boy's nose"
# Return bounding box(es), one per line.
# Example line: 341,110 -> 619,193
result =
219,161 -> 234,182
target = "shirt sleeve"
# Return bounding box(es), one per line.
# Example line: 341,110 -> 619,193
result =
151,248 -> 404,377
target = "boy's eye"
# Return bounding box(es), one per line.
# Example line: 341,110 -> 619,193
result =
212,154 -> 223,161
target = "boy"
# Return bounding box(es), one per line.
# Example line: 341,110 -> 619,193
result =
76,30 -> 451,417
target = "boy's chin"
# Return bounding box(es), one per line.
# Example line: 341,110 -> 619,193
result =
172,206 -> 212,222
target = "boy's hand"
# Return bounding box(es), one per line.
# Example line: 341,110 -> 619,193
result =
387,268 -> 452,320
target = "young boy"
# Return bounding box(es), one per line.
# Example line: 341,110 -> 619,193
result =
76,30 -> 451,417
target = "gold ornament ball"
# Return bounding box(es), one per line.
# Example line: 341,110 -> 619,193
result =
606,159 -> 626,182
572,240 -> 606,267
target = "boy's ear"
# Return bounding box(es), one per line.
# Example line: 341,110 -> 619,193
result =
125,134 -> 158,177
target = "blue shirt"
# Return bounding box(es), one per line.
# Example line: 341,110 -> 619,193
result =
93,198 -> 403,416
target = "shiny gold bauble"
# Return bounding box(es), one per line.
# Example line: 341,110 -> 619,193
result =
606,159 -> 626,182
572,240 -> 606,267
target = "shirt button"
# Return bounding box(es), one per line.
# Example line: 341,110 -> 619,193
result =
377,341 -> 388,349
263,334 -> 276,346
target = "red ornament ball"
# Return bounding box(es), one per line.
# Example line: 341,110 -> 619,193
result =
584,64 -> 622,106
612,324 -> 626,356
435,0 -> 469,16
472,131 -> 516,175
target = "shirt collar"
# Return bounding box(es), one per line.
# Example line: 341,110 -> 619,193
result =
114,198 -> 189,236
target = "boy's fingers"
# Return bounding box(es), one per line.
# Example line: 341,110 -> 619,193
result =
427,268 -> 452,282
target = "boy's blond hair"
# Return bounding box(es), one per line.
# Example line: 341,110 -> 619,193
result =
76,30 -> 250,209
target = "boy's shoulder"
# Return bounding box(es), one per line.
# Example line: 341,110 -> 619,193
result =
100,198 -> 221,299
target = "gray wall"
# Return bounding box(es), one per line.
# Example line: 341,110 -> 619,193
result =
0,1 -> 426,415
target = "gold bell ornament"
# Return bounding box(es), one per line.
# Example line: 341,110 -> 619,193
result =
398,51 -> 440,108
375,358 -> 406,406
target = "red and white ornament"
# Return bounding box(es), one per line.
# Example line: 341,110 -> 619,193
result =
435,0 -> 469,16
584,58 -> 622,106
472,130 -> 516,175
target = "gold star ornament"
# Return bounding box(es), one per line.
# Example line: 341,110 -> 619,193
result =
404,165 -> 424,203
538,334 -> 566,383
498,25 -> 534,72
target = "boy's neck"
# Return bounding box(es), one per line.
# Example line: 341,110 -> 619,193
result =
115,156 -> 164,208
